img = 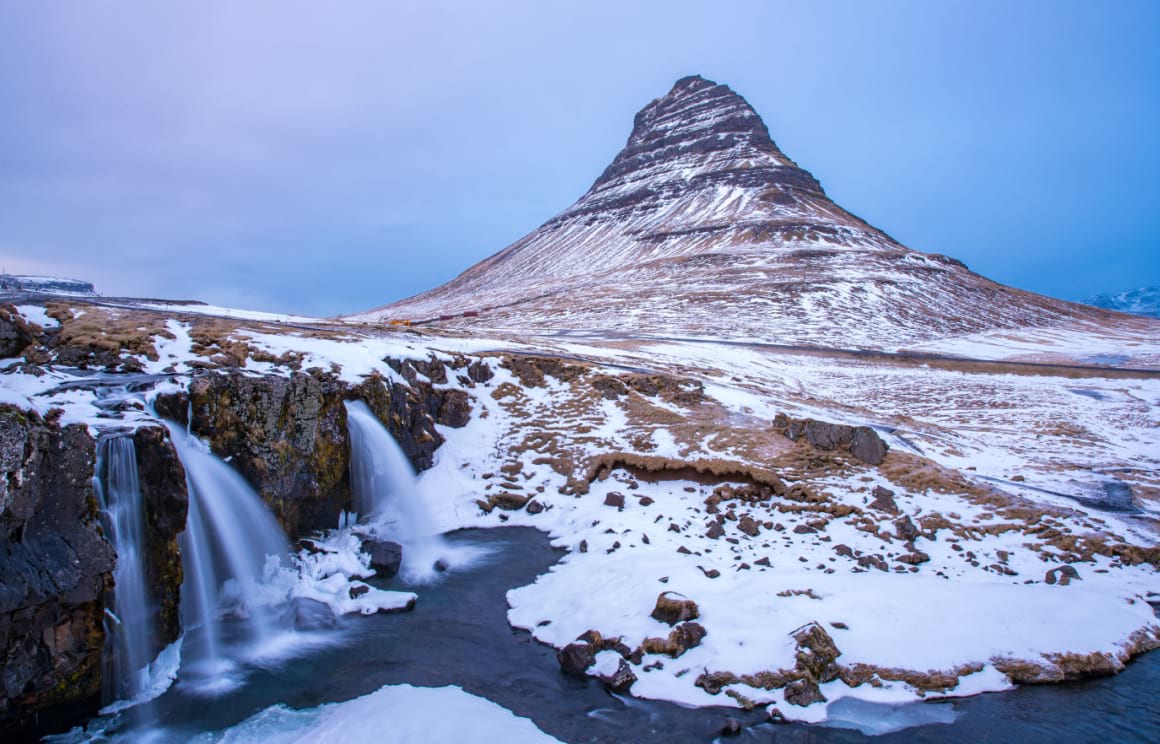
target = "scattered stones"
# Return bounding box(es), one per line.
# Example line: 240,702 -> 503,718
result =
651,591 -> 700,626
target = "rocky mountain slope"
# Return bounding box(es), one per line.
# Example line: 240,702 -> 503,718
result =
1088,286 -> 1160,319
353,75 -> 1121,351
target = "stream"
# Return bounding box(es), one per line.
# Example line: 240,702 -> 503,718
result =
54,527 -> 1160,742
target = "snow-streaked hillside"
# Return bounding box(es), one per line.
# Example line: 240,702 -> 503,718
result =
350,76 -> 1143,355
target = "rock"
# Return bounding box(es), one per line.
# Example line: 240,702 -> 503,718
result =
783,677 -> 826,707
651,591 -> 700,626
1045,565 -> 1082,586
131,426 -> 189,650
604,492 -> 626,509
858,554 -> 888,572
597,658 -> 638,692
363,540 -> 403,577
641,621 -> 707,658
720,719 -> 743,737
488,492 -> 530,511
774,413 -> 890,465
349,583 -> 370,599
706,520 -> 725,539
894,515 -> 921,542
897,551 -> 931,565
0,407 -> 115,734
868,485 -> 899,514
849,427 -> 889,465
558,642 -> 598,677
467,360 -> 493,383
0,306 -> 35,358
737,516 -> 760,536
284,597 -> 338,631
525,499 -> 544,514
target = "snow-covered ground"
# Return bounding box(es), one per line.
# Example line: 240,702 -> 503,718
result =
4,302 -> 1159,726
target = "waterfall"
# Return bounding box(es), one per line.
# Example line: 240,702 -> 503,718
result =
344,400 -> 450,582
95,435 -> 154,704
164,422 -> 291,689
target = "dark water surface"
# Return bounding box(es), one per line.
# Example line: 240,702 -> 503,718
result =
69,528 -> 1160,743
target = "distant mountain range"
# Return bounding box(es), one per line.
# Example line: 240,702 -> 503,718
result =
354,75 -> 1121,351
1086,286 -> 1160,319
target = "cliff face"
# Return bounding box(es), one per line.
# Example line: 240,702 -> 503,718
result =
0,408 -> 112,735
357,75 -> 1109,350
155,362 -> 474,538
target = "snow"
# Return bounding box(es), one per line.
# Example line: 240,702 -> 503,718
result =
205,684 -> 561,743
133,302 -> 325,325
15,304 -> 59,328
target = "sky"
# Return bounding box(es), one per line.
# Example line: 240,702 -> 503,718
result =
0,1 -> 1157,316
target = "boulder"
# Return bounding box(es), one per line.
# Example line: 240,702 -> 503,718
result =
641,621 -> 707,658
650,591 -> 700,626
773,413 -> 889,465
558,641 -> 598,677
1045,565 -> 1081,586
868,485 -> 899,514
604,492 -> 626,509
284,597 -> 338,631
363,540 -> 403,577
596,658 -> 638,692
0,306 -> 34,358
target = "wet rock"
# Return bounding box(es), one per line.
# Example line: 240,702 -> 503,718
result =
1045,565 -> 1082,586
868,485 -> 899,514
0,407 -> 114,734
130,425 -> 189,654
720,719 -> 743,737
363,540 -> 403,577
285,597 -> 338,631
597,658 -> 638,692
651,591 -> 700,626
558,641 -> 598,677
349,583 -> 370,599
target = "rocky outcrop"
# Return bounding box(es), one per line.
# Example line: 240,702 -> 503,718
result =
0,306 -> 34,359
130,426 -> 188,651
0,406 -> 114,736
773,413 -> 889,465
156,364 -> 474,538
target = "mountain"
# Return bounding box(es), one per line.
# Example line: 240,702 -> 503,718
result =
0,274 -> 96,296
1087,286 -> 1160,319
352,75 -> 1116,350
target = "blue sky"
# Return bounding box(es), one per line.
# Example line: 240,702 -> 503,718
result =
0,1 -> 1157,316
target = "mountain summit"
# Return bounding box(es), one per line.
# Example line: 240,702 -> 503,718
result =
355,76 -> 1112,349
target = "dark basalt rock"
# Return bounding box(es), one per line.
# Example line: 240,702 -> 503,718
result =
0,406 -> 114,736
156,366 -> 472,539
363,540 -> 403,578
0,306 -> 34,358
130,426 -> 188,652
773,413 -> 890,466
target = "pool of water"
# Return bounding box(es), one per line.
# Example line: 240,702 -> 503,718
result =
52,527 -> 1160,742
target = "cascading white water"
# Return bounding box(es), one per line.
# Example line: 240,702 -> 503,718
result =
95,435 -> 154,704
344,400 -> 450,582
164,422 -> 291,689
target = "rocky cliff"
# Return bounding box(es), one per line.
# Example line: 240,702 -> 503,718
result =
154,360 -> 473,538
0,407 -> 112,736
